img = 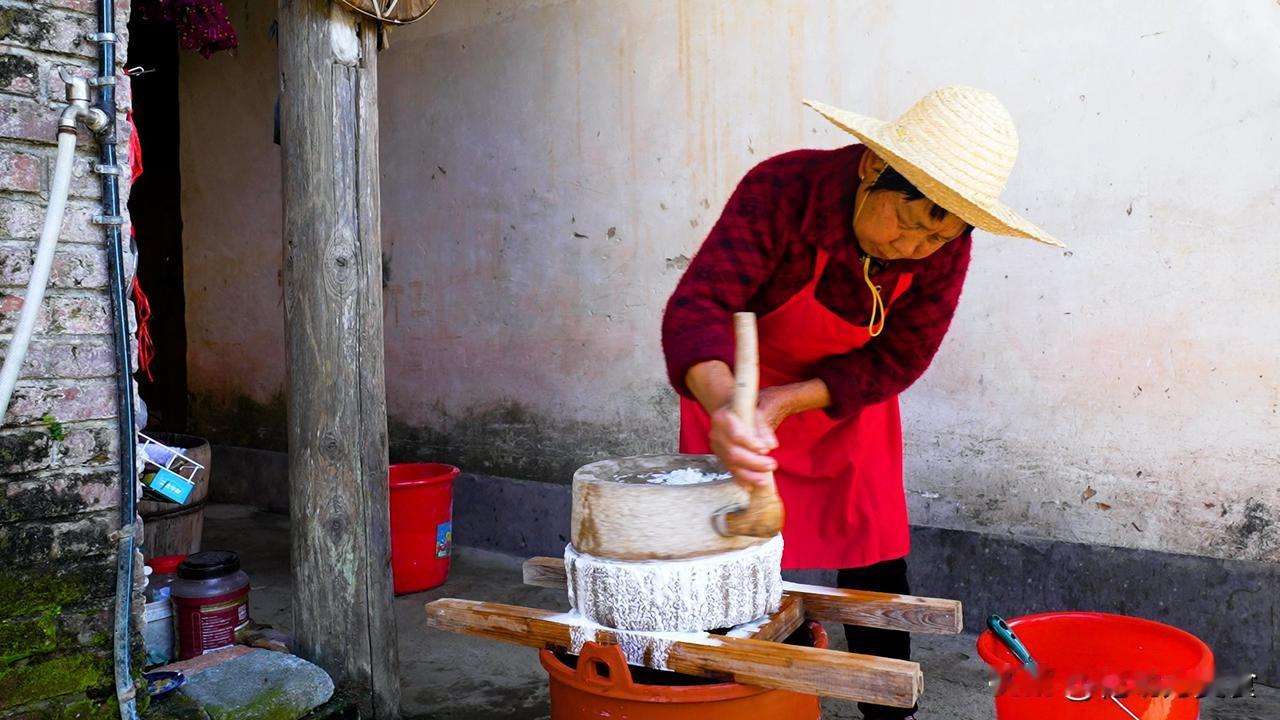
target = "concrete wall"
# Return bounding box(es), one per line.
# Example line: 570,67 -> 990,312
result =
0,0 -> 135,715
178,0 -> 287,450
181,1 -> 1280,563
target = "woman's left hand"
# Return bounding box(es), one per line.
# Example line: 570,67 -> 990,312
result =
756,386 -> 795,432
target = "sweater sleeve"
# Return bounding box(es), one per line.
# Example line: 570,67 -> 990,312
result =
813,236 -> 972,418
661,160 -> 795,398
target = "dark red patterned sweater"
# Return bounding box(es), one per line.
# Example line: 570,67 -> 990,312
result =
661,145 -> 972,419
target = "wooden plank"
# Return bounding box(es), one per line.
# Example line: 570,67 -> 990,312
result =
522,556 -> 962,634
522,555 -> 566,589
668,631 -> 921,709
725,594 -> 805,641
425,599 -> 922,708
279,1 -> 398,717
784,582 -> 963,635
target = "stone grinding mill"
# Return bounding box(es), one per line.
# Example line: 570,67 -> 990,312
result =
426,314 -> 964,710
565,313 -> 787,635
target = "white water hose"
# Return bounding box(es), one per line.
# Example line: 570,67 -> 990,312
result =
0,75 -> 106,420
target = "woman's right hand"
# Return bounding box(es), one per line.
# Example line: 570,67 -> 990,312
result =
708,404 -> 778,488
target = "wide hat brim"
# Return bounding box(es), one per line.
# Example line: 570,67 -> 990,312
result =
804,99 -> 1064,248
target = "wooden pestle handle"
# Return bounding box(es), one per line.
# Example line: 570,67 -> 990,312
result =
732,312 -> 761,427
715,313 -> 785,538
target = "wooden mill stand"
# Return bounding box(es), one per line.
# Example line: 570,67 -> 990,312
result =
425,556 -> 964,708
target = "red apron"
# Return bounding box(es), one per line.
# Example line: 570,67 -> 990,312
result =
680,249 -> 914,570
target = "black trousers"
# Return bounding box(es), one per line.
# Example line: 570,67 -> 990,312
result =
837,557 -> 917,719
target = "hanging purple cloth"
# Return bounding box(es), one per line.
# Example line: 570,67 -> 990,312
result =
135,0 -> 239,58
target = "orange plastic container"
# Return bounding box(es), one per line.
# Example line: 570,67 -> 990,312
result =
977,612 -> 1214,720
539,621 -> 826,719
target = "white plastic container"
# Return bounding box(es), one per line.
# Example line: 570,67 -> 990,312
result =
142,599 -> 175,666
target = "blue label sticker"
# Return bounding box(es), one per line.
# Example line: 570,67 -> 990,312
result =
144,467 -> 195,504
435,521 -> 452,559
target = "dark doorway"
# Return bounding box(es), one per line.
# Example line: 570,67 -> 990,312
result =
127,15 -> 187,430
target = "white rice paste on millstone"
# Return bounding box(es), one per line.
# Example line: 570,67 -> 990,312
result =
564,534 -> 783,632
546,610 -> 721,671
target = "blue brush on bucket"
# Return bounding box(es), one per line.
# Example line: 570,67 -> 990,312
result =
987,614 -> 1038,677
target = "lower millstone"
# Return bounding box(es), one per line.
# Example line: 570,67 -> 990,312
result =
564,534 -> 784,632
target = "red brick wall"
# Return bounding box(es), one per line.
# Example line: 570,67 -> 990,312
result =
0,0 -> 136,716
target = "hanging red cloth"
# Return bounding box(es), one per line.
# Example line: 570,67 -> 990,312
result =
128,111 -> 143,184
132,277 -> 155,381
126,112 -> 155,381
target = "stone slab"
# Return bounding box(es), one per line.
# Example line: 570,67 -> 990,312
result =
178,649 -> 333,720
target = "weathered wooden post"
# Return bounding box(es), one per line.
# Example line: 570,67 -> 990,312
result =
278,0 -> 399,715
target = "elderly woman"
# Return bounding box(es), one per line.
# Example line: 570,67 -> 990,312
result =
662,86 -> 1060,720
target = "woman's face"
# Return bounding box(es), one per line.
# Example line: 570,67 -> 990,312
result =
852,154 -> 969,261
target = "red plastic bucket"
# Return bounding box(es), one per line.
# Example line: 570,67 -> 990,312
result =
389,463 -> 460,594
539,621 -> 826,719
977,612 -> 1214,720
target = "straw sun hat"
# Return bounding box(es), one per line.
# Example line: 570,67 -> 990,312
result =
805,86 -> 1063,247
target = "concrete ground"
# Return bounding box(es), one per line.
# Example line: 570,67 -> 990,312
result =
203,504 -> 1278,719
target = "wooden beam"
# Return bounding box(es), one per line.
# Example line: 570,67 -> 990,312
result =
669,629 -> 920,709
521,555 -> 567,588
425,599 -> 922,708
725,594 -> 805,641
522,556 -> 962,634
784,581 -> 963,635
279,1 -> 398,716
